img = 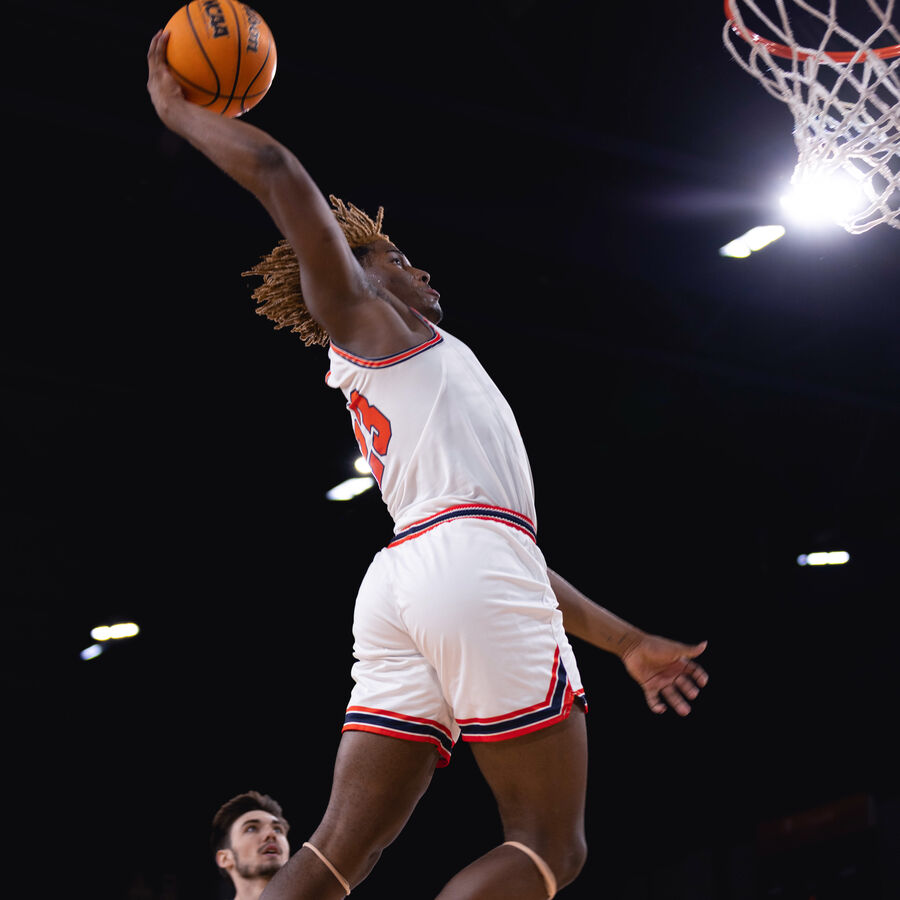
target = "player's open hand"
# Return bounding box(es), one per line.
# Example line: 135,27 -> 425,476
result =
147,30 -> 185,118
621,635 -> 708,716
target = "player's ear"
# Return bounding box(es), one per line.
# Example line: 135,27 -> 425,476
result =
216,848 -> 234,871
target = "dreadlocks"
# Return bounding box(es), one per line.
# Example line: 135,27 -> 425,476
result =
241,195 -> 390,347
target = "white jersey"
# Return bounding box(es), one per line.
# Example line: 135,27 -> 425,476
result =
325,319 -> 537,536
328,317 -> 586,759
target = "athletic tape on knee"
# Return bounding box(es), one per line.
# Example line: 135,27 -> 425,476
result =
503,841 -> 557,899
302,841 -> 351,895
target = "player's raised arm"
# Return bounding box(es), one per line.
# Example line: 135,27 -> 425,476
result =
146,29 -> 380,349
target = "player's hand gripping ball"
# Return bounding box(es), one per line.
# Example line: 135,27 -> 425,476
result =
163,1 -> 276,117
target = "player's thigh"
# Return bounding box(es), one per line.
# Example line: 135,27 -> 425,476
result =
313,729 -> 439,859
469,709 -> 588,867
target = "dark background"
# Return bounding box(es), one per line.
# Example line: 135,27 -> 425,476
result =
5,1 -> 898,898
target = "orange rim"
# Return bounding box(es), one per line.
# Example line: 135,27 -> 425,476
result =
724,0 -> 900,61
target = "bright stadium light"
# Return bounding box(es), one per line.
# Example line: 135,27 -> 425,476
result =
326,476 -> 376,501
91,622 -> 140,642
719,225 -> 786,258
80,644 -> 104,661
797,550 -> 850,566
779,173 -> 866,227
354,456 -> 372,475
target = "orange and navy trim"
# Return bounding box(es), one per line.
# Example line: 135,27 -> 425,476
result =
457,647 -> 587,742
343,706 -> 455,767
388,504 -> 536,548
329,321 -> 442,370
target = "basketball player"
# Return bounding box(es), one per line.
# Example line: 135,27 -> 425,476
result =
211,792 -> 291,900
148,30 -> 709,899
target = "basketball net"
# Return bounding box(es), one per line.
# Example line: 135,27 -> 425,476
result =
723,0 -> 900,232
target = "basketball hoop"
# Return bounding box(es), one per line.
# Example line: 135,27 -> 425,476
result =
723,0 -> 900,232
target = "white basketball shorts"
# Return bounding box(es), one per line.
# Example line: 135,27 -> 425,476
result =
342,505 -> 586,766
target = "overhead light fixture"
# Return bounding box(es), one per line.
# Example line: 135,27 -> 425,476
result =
80,622 -> 140,660
90,622 -> 140,642
797,551 -> 850,566
326,476 -> 376,501
719,225 -> 786,258
779,173 -> 866,227
326,456 -> 377,501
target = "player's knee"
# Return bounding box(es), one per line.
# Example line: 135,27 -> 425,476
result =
554,834 -> 587,887
548,830 -> 587,887
511,832 -> 587,892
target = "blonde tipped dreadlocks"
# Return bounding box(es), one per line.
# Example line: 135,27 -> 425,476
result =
330,196 -> 390,249
241,195 -> 390,347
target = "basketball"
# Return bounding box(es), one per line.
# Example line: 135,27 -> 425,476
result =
163,2 -> 276,117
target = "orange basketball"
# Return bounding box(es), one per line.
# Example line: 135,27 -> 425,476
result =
163,2 -> 277,117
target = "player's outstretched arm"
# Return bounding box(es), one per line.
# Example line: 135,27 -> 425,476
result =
146,29 -> 380,348
547,568 -> 708,716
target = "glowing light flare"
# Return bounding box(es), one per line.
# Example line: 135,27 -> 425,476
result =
354,457 -> 372,475
796,551 -> 850,566
80,644 -> 104,661
719,225 -> 786,258
326,476 -> 376,501
91,623 -> 140,642
779,173 -> 867,227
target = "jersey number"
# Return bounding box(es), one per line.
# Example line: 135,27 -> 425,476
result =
348,390 -> 391,487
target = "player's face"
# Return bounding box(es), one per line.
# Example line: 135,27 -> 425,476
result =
222,809 -> 289,880
363,240 -> 442,324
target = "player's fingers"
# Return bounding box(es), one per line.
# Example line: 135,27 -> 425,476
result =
148,29 -> 168,62
684,660 -> 709,687
674,673 -> 699,700
645,688 -> 666,715
148,32 -> 162,71
662,684 -> 691,717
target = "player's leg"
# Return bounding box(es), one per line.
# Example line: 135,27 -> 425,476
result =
435,709 -> 588,899
261,730 -> 439,900
263,542 -> 455,898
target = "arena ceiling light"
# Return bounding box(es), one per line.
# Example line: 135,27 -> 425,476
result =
326,457 -> 376,501
326,476 -> 376,501
80,621 -> 141,661
91,623 -> 140,641
796,551 -> 850,566
719,225 -> 786,258
779,173 -> 867,228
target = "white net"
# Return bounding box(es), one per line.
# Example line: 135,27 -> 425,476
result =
723,0 -> 900,232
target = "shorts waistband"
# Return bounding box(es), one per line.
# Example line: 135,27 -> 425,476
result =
388,504 -> 537,548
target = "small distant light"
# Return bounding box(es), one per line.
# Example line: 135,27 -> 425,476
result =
354,457 -> 372,475
326,476 -> 376,501
91,622 -> 140,642
797,551 -> 850,566
719,225 -> 785,258
80,644 -> 104,661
